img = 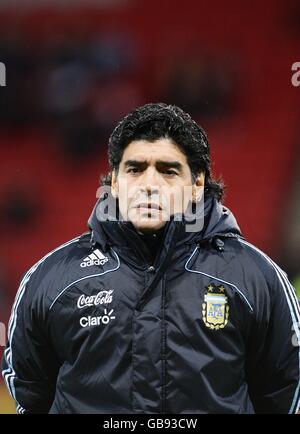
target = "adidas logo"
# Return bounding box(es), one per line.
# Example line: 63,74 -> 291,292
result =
80,249 -> 109,268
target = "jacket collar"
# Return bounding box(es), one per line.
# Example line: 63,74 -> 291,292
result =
87,189 -> 243,263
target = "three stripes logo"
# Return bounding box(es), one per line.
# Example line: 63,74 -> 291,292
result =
80,249 -> 109,268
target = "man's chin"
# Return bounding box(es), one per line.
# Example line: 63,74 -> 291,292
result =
130,218 -> 167,234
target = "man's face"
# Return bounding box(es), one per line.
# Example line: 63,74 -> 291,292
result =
111,138 -> 205,233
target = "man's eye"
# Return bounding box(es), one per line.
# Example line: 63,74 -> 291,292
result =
163,170 -> 178,176
127,168 -> 141,174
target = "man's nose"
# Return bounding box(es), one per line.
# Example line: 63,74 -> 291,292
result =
140,167 -> 164,194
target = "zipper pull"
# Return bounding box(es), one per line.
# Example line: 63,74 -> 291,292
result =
147,265 -> 156,273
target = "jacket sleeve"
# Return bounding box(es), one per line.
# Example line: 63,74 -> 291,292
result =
246,262 -> 300,414
1,268 -> 60,414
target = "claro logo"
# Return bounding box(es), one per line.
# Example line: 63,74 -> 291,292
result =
291,62 -> 300,87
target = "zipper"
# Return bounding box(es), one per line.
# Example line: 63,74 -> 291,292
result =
138,233 -> 173,309
145,238 -> 164,274
130,244 -> 158,275
125,224 -> 165,272
133,265 -> 156,312
144,244 -> 162,281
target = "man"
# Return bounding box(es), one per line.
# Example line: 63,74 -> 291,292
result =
2,103 -> 300,414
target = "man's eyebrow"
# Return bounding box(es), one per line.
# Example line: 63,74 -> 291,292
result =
124,160 -> 146,167
156,160 -> 183,171
124,159 -> 183,171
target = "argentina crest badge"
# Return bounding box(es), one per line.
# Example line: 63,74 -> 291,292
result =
202,283 -> 229,330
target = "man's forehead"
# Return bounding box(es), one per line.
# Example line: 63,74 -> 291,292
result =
121,139 -> 187,161
121,150 -> 188,166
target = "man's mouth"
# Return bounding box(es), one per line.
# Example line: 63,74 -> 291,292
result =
135,203 -> 162,211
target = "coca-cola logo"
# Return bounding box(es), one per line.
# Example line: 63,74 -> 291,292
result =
77,290 -> 113,309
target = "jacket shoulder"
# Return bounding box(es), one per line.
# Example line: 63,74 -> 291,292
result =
228,237 -> 289,290
16,232 -> 92,307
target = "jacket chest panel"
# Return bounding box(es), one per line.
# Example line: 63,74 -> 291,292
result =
49,265 -> 146,358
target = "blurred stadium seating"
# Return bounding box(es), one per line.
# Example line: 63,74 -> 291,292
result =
0,0 -> 299,413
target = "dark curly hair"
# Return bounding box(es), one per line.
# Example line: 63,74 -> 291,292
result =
101,103 -> 224,202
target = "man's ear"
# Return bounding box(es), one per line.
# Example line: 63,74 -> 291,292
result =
192,172 -> 205,202
111,170 -> 118,199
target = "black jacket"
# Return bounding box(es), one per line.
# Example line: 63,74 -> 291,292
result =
2,195 -> 300,414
